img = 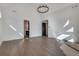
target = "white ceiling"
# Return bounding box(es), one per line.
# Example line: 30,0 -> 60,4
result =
47,3 -> 74,12
0,3 -> 76,12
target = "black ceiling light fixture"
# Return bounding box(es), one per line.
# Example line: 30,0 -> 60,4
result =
37,4 -> 49,13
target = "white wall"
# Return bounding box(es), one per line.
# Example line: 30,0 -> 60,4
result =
0,13 -> 1,36
1,3 -> 79,42
0,7 -> 3,41
47,4 -> 79,42
0,4 -> 42,41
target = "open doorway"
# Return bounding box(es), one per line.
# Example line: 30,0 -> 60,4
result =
42,20 -> 48,37
24,20 -> 30,38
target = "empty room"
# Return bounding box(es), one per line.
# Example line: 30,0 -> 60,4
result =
0,3 -> 79,56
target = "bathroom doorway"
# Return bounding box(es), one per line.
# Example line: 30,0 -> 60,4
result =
24,20 -> 29,38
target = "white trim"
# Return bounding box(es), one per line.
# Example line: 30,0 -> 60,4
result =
0,41 -> 2,46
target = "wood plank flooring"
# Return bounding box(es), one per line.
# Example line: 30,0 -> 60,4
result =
0,37 -> 65,56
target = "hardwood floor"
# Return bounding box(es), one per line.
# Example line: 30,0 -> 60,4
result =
0,37 -> 65,56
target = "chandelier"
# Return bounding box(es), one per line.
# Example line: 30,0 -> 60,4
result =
37,4 -> 49,13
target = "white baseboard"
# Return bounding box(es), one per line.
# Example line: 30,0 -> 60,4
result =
30,36 -> 41,38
